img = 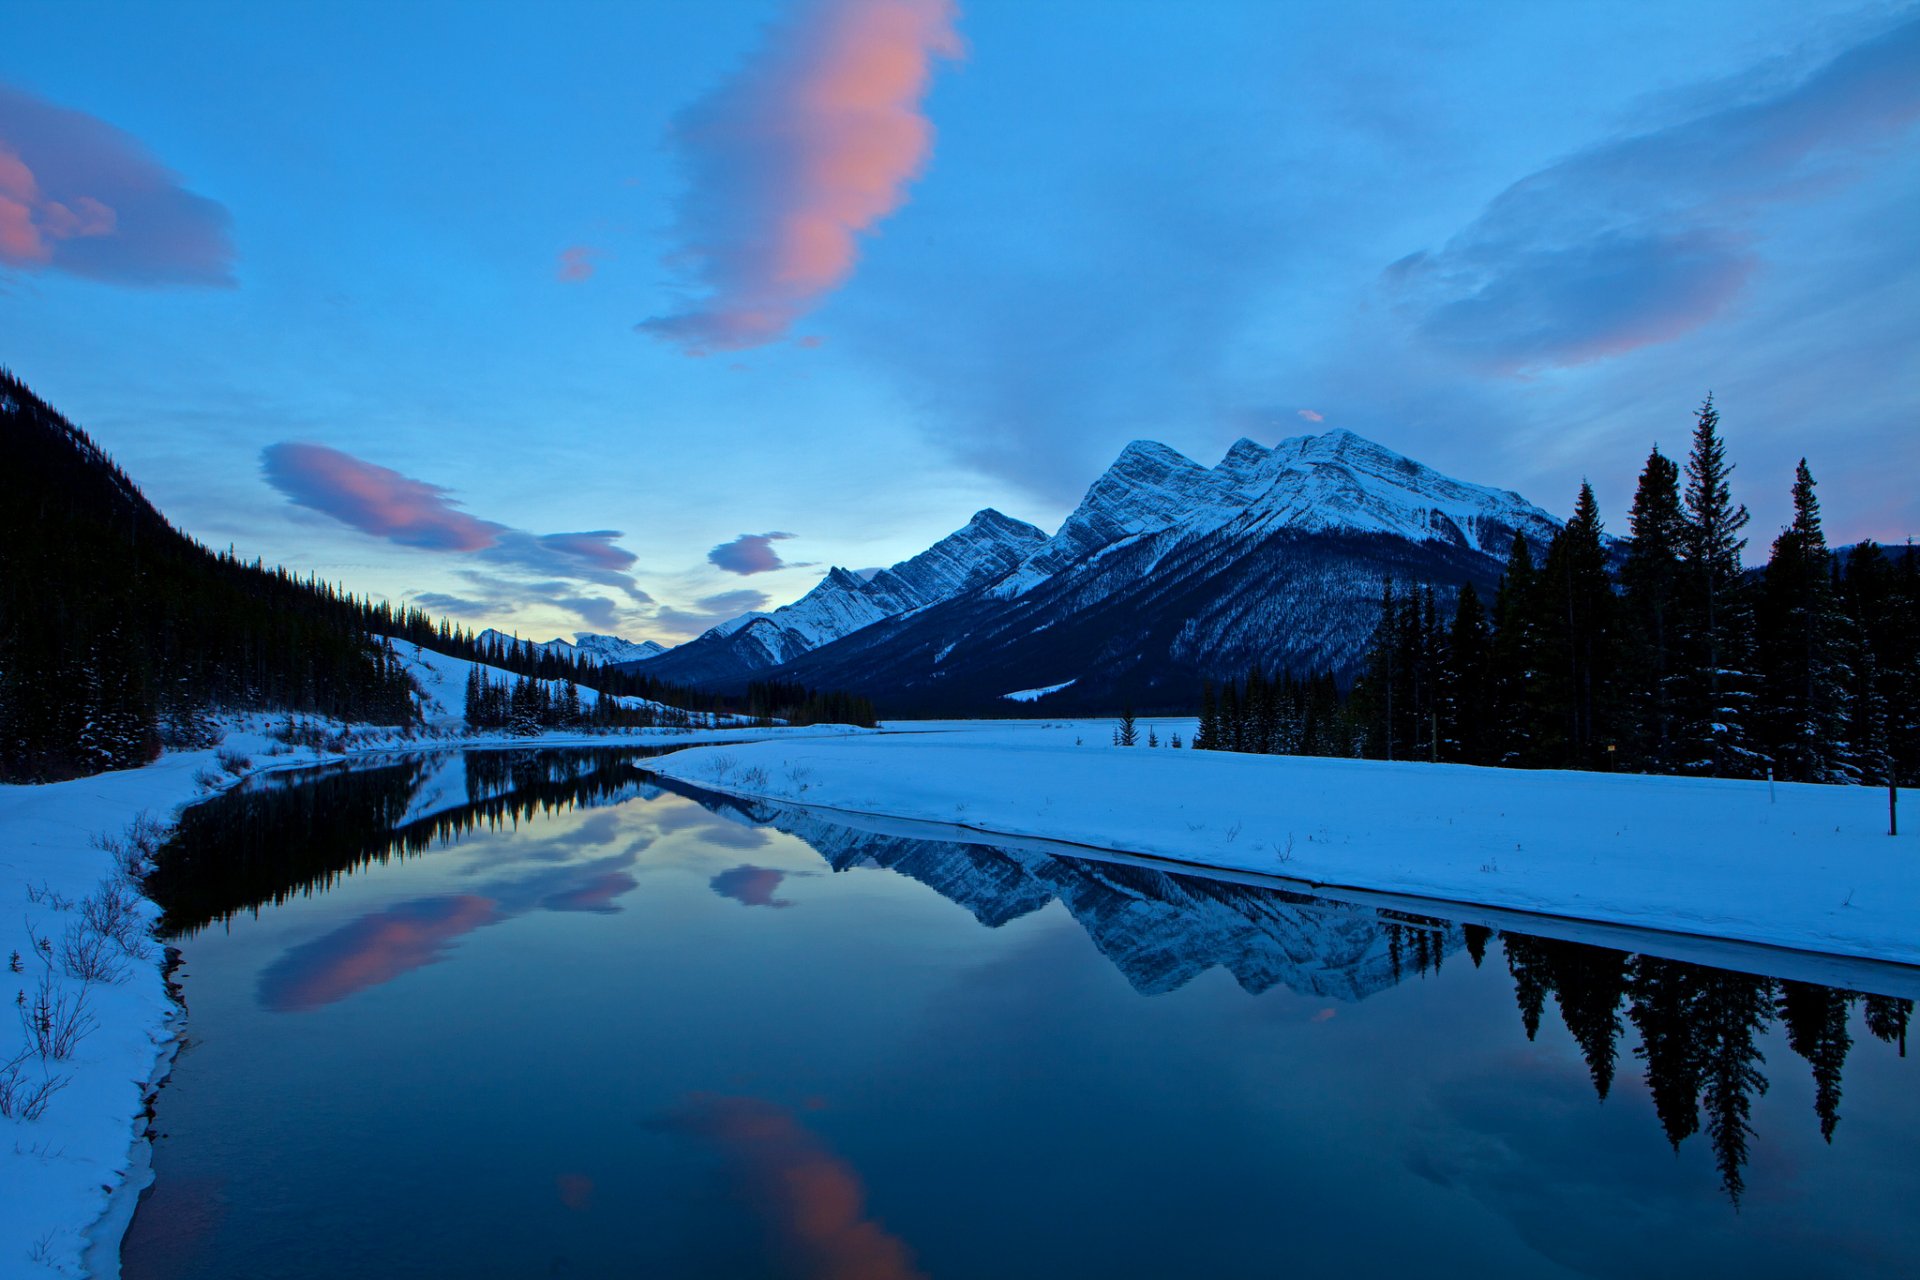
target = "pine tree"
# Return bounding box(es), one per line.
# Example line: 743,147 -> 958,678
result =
1439,582 -> 1493,764
1675,395 -> 1763,777
1489,534 -> 1541,766
1622,447 -> 1687,771
1534,483 -> 1619,767
1758,461 -> 1852,781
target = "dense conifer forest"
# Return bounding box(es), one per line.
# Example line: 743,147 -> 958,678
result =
1194,398 -> 1919,788
0,371 -> 870,784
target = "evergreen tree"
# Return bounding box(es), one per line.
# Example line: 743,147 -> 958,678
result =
1758,461 -> 1853,781
1621,447 -> 1687,771
1776,981 -> 1851,1141
1533,483 -> 1619,767
1489,534 -> 1541,766
1439,582 -> 1493,764
1675,395 -> 1763,777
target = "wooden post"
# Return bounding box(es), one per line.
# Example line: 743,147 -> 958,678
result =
1892,782 -> 1899,837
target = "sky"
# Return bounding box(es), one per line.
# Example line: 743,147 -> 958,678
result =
2,0 -> 1916,645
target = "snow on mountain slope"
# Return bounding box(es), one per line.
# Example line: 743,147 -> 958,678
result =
546,633 -> 668,665
641,508 -> 1048,686
476,629 -> 667,665
726,798 -> 1456,1000
387,640 -> 708,731
994,429 -> 1556,599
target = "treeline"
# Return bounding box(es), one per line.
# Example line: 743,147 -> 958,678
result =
0,370 -> 433,781
744,679 -> 878,728
1196,397 -> 1918,786
464,666 -> 726,734
1194,670 -> 1352,754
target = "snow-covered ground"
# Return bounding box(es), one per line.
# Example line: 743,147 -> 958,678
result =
0,694 -> 873,1278
644,719 -> 1920,968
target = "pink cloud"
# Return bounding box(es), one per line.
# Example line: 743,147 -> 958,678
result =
710,865 -> 795,908
0,83 -> 233,285
639,0 -> 964,354
258,895 -> 500,1012
709,531 -> 798,575
556,244 -> 599,282
261,442 -> 507,551
1297,409 -> 1324,423
663,1095 -> 927,1280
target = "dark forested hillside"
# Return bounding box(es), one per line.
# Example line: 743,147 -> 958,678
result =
0,371 -> 767,783
0,370 -> 429,780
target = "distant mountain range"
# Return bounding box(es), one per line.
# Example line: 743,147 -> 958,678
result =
478,629 -> 667,667
634,428 -> 1560,713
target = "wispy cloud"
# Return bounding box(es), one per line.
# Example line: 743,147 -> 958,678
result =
639,0 -> 964,354
1389,17 -> 1920,372
1296,409 -> 1324,423
262,442 -> 652,630
555,244 -> 599,282
659,1094 -> 928,1280
262,443 -> 506,551
0,82 -> 234,285
709,531 -> 799,575
710,865 -> 796,909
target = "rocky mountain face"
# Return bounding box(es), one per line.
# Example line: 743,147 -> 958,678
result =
727,797 -> 1461,1002
474,629 -> 666,666
634,507 -> 1049,687
655,429 -> 1559,711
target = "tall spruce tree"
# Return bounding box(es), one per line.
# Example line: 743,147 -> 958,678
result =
1758,461 -> 1853,781
1676,395 -> 1763,777
1533,482 -> 1618,768
1489,533 -> 1542,766
1621,447 -> 1687,772
1439,581 -> 1493,764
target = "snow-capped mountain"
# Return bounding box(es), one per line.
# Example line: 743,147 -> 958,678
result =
660,428 -> 1561,711
638,507 -> 1049,686
475,629 -> 667,666
546,633 -> 667,665
720,795 -> 1461,1001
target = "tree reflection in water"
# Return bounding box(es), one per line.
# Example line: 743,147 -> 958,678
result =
151,747 -> 1914,1204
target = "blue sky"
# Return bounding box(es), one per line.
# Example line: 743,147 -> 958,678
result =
2,0 -> 1916,643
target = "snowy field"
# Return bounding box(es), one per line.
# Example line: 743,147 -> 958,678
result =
647,718 -> 1920,968
0,681 -> 872,1277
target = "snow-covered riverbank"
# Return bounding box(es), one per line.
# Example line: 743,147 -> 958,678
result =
646,719 -> 1920,968
0,717 -> 872,1278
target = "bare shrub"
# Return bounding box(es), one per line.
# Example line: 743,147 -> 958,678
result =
19,970 -> 94,1061
216,747 -> 252,776
83,880 -> 150,958
738,765 -> 769,789
192,767 -> 222,789
707,754 -> 738,782
23,882 -> 73,911
0,1052 -> 68,1121
60,922 -> 129,984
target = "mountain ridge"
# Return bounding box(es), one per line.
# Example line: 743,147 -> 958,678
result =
640,428 -> 1560,711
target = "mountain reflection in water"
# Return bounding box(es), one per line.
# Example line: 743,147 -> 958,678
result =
151,747 -> 1913,1207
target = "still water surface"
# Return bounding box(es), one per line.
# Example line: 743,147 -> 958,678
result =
125,748 -> 1918,1279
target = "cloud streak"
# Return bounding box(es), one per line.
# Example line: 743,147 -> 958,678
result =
639,0 -> 964,353
659,1094 -> 928,1280
1390,17 -> 1920,372
262,442 -> 508,551
0,82 -> 234,285
556,244 -> 598,282
262,442 -> 653,629
710,865 -> 796,908
709,531 -> 799,575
